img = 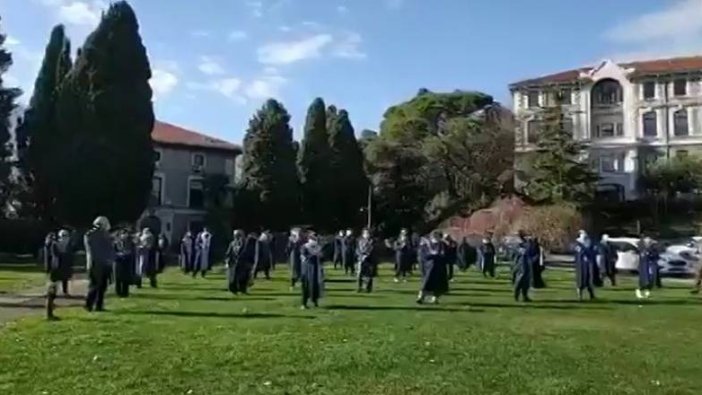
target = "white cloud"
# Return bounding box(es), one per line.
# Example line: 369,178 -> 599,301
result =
257,34 -> 333,65
332,32 -> 366,59
150,69 -> 179,101
187,78 -> 245,104
57,1 -> 104,27
5,36 -> 21,47
198,56 -> 227,76
604,0 -> 702,61
337,5 -> 349,14
244,75 -> 287,100
228,30 -> 248,41
4,73 -> 20,88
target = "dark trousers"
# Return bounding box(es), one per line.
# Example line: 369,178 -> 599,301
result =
61,279 -> 69,294
301,282 -> 319,307
192,269 -> 207,278
577,285 -> 595,299
447,262 -> 454,280
85,269 -> 110,311
115,279 -> 130,297
395,262 -> 410,278
482,260 -> 496,278
605,271 -> 616,286
254,268 -> 271,279
148,274 -> 157,288
357,276 -> 373,293
514,281 -> 529,301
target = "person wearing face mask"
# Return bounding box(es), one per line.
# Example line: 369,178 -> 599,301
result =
342,229 -> 356,276
287,228 -> 304,289
254,231 -> 274,280
84,216 -> 116,312
113,227 -> 136,298
55,229 -> 75,296
138,228 -> 158,288
417,231 -> 449,304
478,234 -> 496,278
596,234 -> 617,286
513,230 -> 533,302
637,236 -> 659,299
43,232 -> 60,320
393,229 -> 412,283
180,231 -> 195,274
574,230 -> 596,301
225,230 -> 254,295
193,227 -> 212,278
300,231 -> 325,309
442,234 -> 458,282
356,228 -> 376,293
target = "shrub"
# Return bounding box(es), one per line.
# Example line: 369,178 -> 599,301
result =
511,203 -> 584,252
0,219 -> 50,255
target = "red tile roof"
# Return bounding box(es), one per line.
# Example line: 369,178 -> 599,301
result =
152,121 -> 240,152
510,55 -> 702,89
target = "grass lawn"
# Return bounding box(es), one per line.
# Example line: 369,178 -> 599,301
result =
1,264 -> 701,395
0,262 -> 46,294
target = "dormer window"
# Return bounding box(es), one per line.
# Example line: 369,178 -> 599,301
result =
192,153 -> 205,168
674,78 -> 687,96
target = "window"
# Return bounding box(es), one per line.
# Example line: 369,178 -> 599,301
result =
596,123 -> 615,138
676,150 -> 689,158
543,91 -> 555,107
674,109 -> 689,137
527,91 -> 539,108
526,120 -> 540,144
151,176 -> 163,206
560,89 -> 572,105
616,123 -> 624,136
592,80 -> 622,105
674,78 -> 687,96
643,81 -> 655,99
192,153 -> 205,168
188,179 -> 204,209
643,111 -> 657,137
153,150 -> 161,166
600,156 -> 617,173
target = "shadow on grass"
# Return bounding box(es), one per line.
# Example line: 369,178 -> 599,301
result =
0,301 -> 44,309
325,278 -> 357,284
129,293 -> 276,302
463,301 -> 612,310
324,304 -> 480,313
117,309 -> 315,320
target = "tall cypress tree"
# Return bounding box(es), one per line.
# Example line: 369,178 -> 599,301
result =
0,18 -> 22,210
15,25 -> 72,222
328,109 -> 368,228
238,99 -> 300,230
297,97 -> 332,230
54,1 -> 155,226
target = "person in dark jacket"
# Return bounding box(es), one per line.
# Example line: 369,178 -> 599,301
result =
114,228 -> 135,298
332,230 -> 344,270
392,229 -> 412,283
596,234 -> 617,286
531,237 -> 546,289
342,229 -> 356,276
253,232 -> 273,280
443,234 -> 458,282
288,228 -> 304,289
574,230 -> 595,301
478,235 -> 496,278
356,229 -> 376,293
457,237 -> 476,271
43,232 -> 59,320
156,233 -> 169,273
84,216 -> 116,312
180,231 -> 195,274
300,232 -> 325,309
513,231 -> 535,302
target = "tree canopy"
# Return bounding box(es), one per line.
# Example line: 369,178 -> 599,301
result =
0,18 -> 22,212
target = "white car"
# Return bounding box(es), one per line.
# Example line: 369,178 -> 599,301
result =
606,237 -> 699,277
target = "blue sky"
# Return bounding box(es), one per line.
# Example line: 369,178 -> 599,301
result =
2,0 -> 702,143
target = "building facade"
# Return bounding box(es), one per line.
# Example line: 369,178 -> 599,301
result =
510,56 -> 702,201
143,121 -> 241,243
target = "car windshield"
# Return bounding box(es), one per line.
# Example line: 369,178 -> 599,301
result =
610,242 -> 637,253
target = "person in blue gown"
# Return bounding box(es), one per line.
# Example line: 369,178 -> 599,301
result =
392,229 -> 412,283
478,234 -> 496,278
225,230 -> 254,295
417,231 -> 449,304
574,230 -> 596,301
300,232 -> 325,309
513,231 -> 533,302
356,229 -> 376,293
342,229 -> 356,276
637,236 -> 659,299
287,228 -> 304,289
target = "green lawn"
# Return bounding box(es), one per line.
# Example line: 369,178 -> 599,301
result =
0,263 -> 46,294
1,264 -> 701,395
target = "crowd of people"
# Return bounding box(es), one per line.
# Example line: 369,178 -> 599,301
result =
39,215 -> 702,320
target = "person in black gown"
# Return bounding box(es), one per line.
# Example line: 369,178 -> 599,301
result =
417,231 -> 449,304
300,231 -> 325,309
287,228 -> 304,289
392,229 -> 412,283
225,230 -> 254,295
442,234 -> 458,282
356,229 -> 376,293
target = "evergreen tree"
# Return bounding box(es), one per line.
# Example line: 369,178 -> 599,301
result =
326,105 -> 338,132
53,1 -> 155,226
16,25 -> 72,222
297,97 -> 332,230
237,99 -> 300,230
327,109 -> 368,228
524,94 -> 598,204
0,18 -> 22,211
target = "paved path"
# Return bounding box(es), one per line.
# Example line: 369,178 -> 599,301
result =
0,279 -> 88,326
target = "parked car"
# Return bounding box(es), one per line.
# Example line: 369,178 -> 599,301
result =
607,237 -> 699,277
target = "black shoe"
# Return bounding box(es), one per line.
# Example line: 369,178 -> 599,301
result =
524,298 -> 533,303
84,305 -> 93,312
47,315 -> 61,321
416,298 -> 423,304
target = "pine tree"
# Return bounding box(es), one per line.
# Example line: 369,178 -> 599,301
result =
327,109 -> 368,228
525,94 -> 598,204
15,25 -> 72,222
0,18 -> 22,210
53,1 -> 155,226
297,97 -> 332,230
238,99 -> 300,230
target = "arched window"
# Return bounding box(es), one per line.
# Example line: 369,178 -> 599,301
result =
592,79 -> 623,105
674,109 -> 689,137
642,111 -> 657,137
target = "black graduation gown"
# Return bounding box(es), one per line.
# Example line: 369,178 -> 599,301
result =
444,240 -> 458,270
639,245 -> 659,290
157,236 -> 169,273
419,240 -> 449,296
225,237 -> 255,294
596,242 -> 618,282
574,241 -> 595,290
530,241 -> 546,288
254,238 -> 274,274
180,236 -> 195,273
356,238 -> 376,278
513,240 -> 533,294
288,239 -> 303,282
478,242 -> 496,275
332,236 -> 343,266
301,244 -> 324,302
114,238 -> 135,283
393,238 -> 413,275
457,241 -> 476,271
341,236 -> 356,271
44,240 -> 62,283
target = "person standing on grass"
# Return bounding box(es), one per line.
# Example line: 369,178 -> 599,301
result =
333,230 -> 344,270
288,228 -> 304,289
574,230 -> 596,301
137,228 -> 158,288
193,227 -> 212,278
156,233 -> 169,273
113,228 -> 135,298
410,231 -> 421,274
179,231 -> 195,274
531,237 -> 546,289
417,231 -> 449,304
253,231 -> 273,280
392,228 -> 413,283
457,237 -> 475,272
55,229 -> 75,296
443,234 -> 458,282
43,232 -> 60,320
225,230 -> 254,295
342,229 -> 356,276
478,234 -> 496,278
356,228 -> 376,293
596,234 -> 617,287
300,231 -> 325,309
84,216 -> 116,313
637,236 -> 659,300
513,231 -> 533,302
